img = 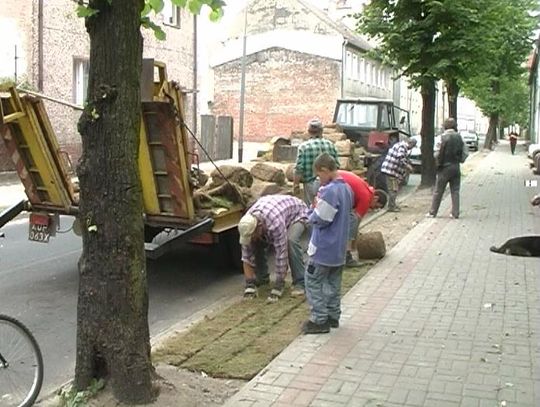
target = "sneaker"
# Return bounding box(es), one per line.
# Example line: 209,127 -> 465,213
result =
450,214 -> 459,219
290,286 -> 305,297
387,207 -> 401,213
345,251 -> 360,268
302,320 -> 330,334
243,284 -> 257,299
328,317 -> 339,328
425,213 -> 436,218
267,287 -> 284,303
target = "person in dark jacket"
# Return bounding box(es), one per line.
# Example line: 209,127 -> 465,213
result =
428,118 -> 465,219
509,132 -> 518,155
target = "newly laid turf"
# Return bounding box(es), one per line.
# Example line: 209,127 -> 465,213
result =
153,265 -> 371,379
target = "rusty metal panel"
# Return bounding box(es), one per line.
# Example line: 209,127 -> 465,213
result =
141,102 -> 193,219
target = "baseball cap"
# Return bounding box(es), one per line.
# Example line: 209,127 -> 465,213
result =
307,118 -> 323,132
238,213 -> 258,245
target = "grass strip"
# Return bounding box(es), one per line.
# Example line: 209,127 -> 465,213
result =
154,264 -> 372,379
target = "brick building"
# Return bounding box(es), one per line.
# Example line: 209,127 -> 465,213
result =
207,0 -> 393,141
0,0 -> 196,171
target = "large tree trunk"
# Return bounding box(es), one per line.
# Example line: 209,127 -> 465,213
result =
446,79 -> 459,125
484,113 -> 499,150
75,0 -> 155,403
420,78 -> 437,188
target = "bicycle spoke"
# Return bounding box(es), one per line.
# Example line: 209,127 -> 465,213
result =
0,316 -> 43,407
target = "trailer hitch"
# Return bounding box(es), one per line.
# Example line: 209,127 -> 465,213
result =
0,199 -> 27,229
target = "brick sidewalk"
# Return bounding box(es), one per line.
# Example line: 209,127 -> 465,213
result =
225,148 -> 540,407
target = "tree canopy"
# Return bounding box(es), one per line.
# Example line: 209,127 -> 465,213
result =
460,0 -> 537,146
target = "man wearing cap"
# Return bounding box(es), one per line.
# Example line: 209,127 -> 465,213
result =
238,194 -> 309,302
294,118 -> 339,205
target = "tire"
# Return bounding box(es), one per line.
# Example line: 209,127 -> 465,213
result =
0,315 -> 44,407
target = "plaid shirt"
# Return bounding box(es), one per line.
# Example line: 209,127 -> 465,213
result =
241,195 -> 309,281
381,141 -> 410,179
295,138 -> 339,183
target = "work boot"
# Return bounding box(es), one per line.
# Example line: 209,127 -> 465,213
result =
302,320 -> 330,334
328,317 -> 339,328
345,251 -> 360,268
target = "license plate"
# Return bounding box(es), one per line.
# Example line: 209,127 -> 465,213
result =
28,213 -> 51,243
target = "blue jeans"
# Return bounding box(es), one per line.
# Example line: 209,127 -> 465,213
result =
253,221 -> 307,288
348,211 -> 360,241
305,263 -> 343,324
303,179 -> 320,206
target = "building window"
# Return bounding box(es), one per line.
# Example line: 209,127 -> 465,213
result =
73,58 -> 89,106
163,0 -> 181,27
372,66 -> 377,86
359,58 -> 365,82
366,62 -> 371,85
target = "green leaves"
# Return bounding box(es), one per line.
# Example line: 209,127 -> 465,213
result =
141,0 -> 226,40
141,16 -> 166,40
76,5 -> 99,18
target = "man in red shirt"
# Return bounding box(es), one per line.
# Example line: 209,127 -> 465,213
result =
338,170 -> 382,267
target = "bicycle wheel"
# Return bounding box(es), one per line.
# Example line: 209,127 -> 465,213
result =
0,315 -> 43,407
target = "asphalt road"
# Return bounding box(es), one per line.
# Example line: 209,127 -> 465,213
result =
0,174 -> 421,396
0,217 -> 243,396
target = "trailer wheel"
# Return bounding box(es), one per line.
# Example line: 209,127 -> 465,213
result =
216,228 -> 242,271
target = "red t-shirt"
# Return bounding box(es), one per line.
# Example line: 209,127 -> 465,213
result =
338,170 -> 374,217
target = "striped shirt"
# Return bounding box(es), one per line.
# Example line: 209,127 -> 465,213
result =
381,141 -> 410,179
241,195 -> 309,281
295,138 -> 339,183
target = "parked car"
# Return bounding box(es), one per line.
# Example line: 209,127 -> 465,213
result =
409,134 -> 441,172
459,130 -> 479,151
527,143 -> 540,159
528,143 -> 540,174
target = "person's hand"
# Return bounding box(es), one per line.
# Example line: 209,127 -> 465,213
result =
532,194 -> 540,207
293,184 -> 301,196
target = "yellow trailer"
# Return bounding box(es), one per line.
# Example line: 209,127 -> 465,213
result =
0,60 -> 243,264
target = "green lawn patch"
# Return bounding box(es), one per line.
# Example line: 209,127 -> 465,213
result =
153,265 -> 371,380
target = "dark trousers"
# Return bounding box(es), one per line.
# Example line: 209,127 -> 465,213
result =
430,164 -> 461,218
510,140 -> 517,155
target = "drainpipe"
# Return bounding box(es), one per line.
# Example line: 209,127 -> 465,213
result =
38,0 -> 44,91
192,13 -> 197,135
341,39 -> 347,99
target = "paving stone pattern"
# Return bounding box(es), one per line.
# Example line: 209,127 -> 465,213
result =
225,148 -> 540,407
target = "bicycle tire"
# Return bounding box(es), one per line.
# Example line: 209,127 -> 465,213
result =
0,314 -> 44,407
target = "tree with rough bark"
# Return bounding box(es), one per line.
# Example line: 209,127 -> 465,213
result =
460,0 -> 537,149
74,0 -> 223,403
354,0 -> 520,186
